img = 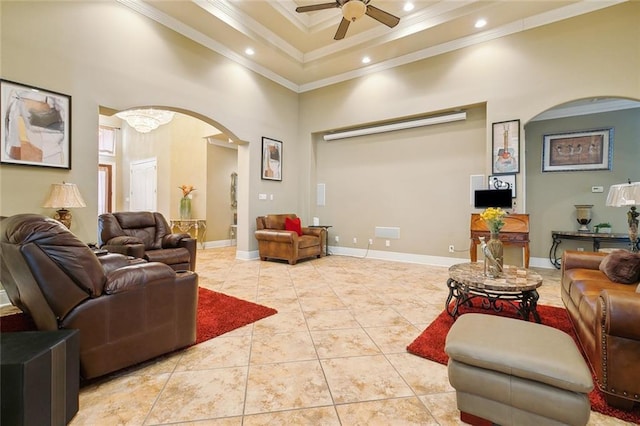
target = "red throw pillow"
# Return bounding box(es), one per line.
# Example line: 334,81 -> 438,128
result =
284,217 -> 303,236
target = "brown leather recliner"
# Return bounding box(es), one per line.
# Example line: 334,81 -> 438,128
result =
0,214 -> 199,380
98,211 -> 196,271
255,214 -> 325,265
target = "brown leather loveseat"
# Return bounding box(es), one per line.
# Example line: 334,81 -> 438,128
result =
561,250 -> 640,409
255,214 -> 325,265
0,214 -> 199,380
98,211 -> 196,271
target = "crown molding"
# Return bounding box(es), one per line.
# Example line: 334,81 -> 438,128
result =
118,0 -> 627,94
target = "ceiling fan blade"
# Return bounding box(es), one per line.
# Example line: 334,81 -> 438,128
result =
365,4 -> 400,28
295,2 -> 338,13
334,18 -> 350,40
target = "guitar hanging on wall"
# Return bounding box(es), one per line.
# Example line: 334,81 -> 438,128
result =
494,122 -> 518,173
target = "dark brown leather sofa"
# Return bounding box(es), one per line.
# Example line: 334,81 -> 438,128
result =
0,214 -> 198,380
255,214 -> 325,265
98,211 -> 196,271
561,250 -> 640,409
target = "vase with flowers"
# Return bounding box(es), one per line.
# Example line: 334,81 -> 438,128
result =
179,185 -> 196,220
480,207 -> 507,277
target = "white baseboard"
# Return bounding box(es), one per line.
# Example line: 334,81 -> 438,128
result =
200,243 -> 556,269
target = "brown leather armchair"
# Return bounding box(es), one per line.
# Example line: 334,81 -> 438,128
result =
255,214 -> 325,265
98,211 -> 196,271
0,214 -> 199,380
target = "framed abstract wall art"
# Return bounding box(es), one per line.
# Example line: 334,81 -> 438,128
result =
261,136 -> 282,181
542,128 -> 613,172
0,79 -> 71,169
492,119 -> 520,175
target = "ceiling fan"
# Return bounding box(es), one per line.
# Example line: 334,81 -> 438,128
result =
295,0 -> 400,40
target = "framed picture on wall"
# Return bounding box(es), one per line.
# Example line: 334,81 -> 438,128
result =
261,137 -> 282,181
0,79 -> 72,169
542,128 -> 613,172
492,119 -> 520,175
488,174 -> 516,197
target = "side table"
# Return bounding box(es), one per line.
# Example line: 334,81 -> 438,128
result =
309,225 -> 332,256
1,329 -> 80,425
170,219 -> 207,248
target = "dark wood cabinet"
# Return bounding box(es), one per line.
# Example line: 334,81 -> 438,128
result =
470,213 -> 530,267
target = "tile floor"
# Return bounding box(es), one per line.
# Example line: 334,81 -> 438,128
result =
8,247 -> 632,425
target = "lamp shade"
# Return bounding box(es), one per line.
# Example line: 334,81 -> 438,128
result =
43,182 -> 87,209
606,182 -> 640,207
342,0 -> 366,21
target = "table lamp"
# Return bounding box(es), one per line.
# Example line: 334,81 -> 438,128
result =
42,182 -> 87,228
606,181 -> 640,252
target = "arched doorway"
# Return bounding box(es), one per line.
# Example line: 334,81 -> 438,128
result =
98,106 -> 243,249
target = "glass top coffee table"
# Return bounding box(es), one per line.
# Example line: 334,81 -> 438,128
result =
446,262 -> 543,323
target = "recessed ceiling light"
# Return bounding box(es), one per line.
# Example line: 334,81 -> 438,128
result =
475,19 -> 487,29
245,48 -> 255,56
362,56 -> 371,64
403,2 -> 414,12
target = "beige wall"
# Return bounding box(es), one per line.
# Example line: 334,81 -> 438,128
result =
1,1 -> 639,265
315,104 -> 486,256
0,0 -> 299,255
299,2 -> 640,263
207,144 -> 238,241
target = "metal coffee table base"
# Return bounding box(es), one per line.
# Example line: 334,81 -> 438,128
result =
446,278 -> 541,323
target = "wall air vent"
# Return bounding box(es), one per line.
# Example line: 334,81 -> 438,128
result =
323,111 -> 466,141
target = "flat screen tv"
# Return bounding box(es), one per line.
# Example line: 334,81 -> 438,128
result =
474,189 -> 512,209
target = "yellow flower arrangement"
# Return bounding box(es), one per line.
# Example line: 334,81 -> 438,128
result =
480,207 -> 506,234
179,184 -> 196,198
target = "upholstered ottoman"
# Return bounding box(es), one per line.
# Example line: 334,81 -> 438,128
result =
445,314 -> 593,426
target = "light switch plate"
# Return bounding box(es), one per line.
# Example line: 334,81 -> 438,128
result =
591,186 -> 604,193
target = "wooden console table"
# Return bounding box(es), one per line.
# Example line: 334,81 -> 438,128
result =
470,213 -> 530,268
549,230 -> 640,269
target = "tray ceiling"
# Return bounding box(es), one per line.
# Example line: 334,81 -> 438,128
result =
118,0 -> 626,92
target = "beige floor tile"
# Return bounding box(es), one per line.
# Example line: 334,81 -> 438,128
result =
321,355 -> 414,404
175,335 -> 252,370
311,328 -> 381,358
387,353 -> 454,395
335,397 -> 438,425
350,307 -> 413,327
243,406 -> 341,425
244,360 -> 333,415
298,295 -> 347,311
71,374 -> 170,425
304,309 -> 361,331
364,324 -> 422,354
145,367 -> 247,423
253,310 -> 307,334
17,247 -> 625,425
419,393 -> 465,425
250,331 -> 318,364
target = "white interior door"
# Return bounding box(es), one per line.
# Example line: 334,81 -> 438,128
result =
130,158 -> 157,211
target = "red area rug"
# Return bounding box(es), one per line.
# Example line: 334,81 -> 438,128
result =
407,301 -> 640,424
1,287 -> 277,345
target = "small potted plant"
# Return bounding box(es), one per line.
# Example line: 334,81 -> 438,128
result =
594,222 -> 612,233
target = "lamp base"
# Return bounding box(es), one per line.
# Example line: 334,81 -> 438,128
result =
53,209 -> 72,228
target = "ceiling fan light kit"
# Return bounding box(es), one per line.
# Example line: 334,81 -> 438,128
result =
342,0 -> 366,21
296,0 -> 400,40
